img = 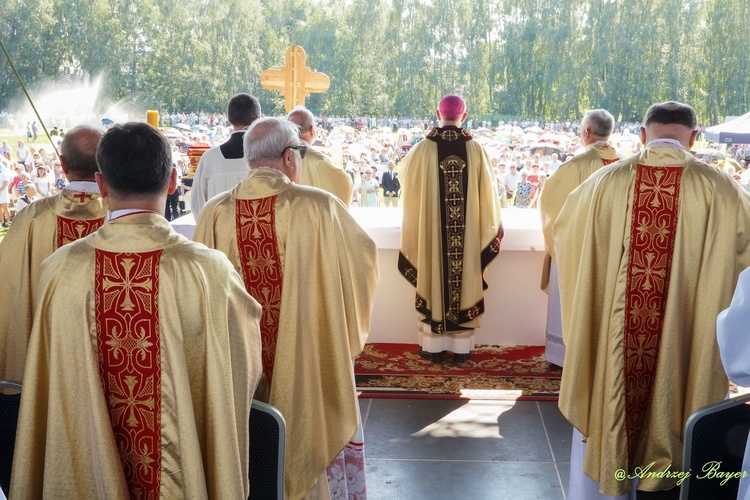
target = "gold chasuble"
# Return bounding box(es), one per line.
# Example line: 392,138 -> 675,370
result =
0,188 -> 106,382
399,126 -> 503,333
538,142 -> 619,290
299,144 -> 354,206
194,169 -> 378,500
554,146 -> 750,496
11,214 -> 262,499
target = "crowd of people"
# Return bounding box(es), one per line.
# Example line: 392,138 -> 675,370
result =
2,110 -> 749,228
0,125 -> 747,232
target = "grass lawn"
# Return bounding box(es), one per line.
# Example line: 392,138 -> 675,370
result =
0,129 -> 60,154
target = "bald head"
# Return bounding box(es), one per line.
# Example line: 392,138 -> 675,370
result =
288,107 -> 315,143
60,125 -> 103,181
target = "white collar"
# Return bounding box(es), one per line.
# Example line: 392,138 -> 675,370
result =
645,138 -> 687,151
107,209 -> 161,221
590,140 -> 613,148
65,180 -> 100,193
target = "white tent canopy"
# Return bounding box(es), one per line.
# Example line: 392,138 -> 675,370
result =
704,112 -> 750,144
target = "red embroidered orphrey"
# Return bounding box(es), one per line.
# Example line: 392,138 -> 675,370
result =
602,158 -> 618,166
56,216 -> 105,248
95,250 -> 163,499
623,164 -> 682,467
236,196 -> 283,383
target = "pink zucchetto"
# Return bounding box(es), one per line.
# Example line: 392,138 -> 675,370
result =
438,94 -> 466,119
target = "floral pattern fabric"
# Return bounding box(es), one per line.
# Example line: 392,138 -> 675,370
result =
327,427 -> 367,500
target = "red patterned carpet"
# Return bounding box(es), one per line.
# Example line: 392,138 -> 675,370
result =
355,343 -> 562,401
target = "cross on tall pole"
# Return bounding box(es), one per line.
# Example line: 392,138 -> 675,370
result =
260,46 -> 330,113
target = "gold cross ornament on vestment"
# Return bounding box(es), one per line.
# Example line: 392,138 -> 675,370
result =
260,45 -> 331,113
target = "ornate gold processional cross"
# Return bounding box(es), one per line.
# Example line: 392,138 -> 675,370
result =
260,45 -> 330,113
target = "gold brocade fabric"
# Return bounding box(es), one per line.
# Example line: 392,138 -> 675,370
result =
194,169 -> 379,500
538,143 -> 619,291
299,145 -> 354,207
554,147 -> 750,496
11,214 -> 262,499
399,131 -> 502,332
0,189 -> 107,382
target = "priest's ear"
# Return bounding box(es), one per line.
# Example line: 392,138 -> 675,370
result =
95,172 -> 109,199
59,155 -> 70,176
689,129 -> 699,149
639,126 -> 647,145
168,167 -> 178,195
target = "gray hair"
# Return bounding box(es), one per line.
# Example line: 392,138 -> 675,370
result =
244,117 -> 300,164
287,107 -> 315,134
582,109 -> 615,138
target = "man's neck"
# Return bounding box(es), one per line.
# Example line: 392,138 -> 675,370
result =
107,198 -> 167,214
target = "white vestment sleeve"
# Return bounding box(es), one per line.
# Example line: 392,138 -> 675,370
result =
717,267 -> 750,387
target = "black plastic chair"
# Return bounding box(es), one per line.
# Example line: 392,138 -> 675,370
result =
0,380 -> 22,497
248,400 -> 286,500
680,392 -> 750,500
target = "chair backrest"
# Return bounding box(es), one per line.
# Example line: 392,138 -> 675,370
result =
249,400 -> 286,500
681,393 -> 750,500
0,380 -> 22,497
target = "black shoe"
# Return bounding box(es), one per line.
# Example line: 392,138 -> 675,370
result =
418,349 -> 445,363
452,352 -> 472,363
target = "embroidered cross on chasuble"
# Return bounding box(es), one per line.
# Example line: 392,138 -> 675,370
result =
95,249 -> 163,499
236,196 -> 283,383
624,164 -> 683,468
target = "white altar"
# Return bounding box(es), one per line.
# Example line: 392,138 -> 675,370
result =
172,208 -> 548,346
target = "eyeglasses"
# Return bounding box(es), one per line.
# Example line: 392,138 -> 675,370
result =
282,145 -> 306,159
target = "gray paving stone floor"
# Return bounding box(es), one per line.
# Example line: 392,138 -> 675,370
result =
359,398 -> 572,500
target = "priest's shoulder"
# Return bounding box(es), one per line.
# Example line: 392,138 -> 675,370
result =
170,239 -> 239,274
688,159 -> 750,197
560,147 -> 597,167
37,234 -> 95,278
306,145 -> 336,164
197,143 -> 223,163
405,136 -> 434,156
571,157 -> 630,194
1,194 -> 58,236
290,182 -> 343,205
199,189 -> 235,216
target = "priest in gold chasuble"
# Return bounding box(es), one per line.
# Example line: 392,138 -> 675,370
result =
0,125 -> 107,383
11,123 -> 262,499
538,109 -> 619,368
288,107 -> 353,206
554,102 -> 750,499
399,95 -> 502,362
194,117 -> 378,500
